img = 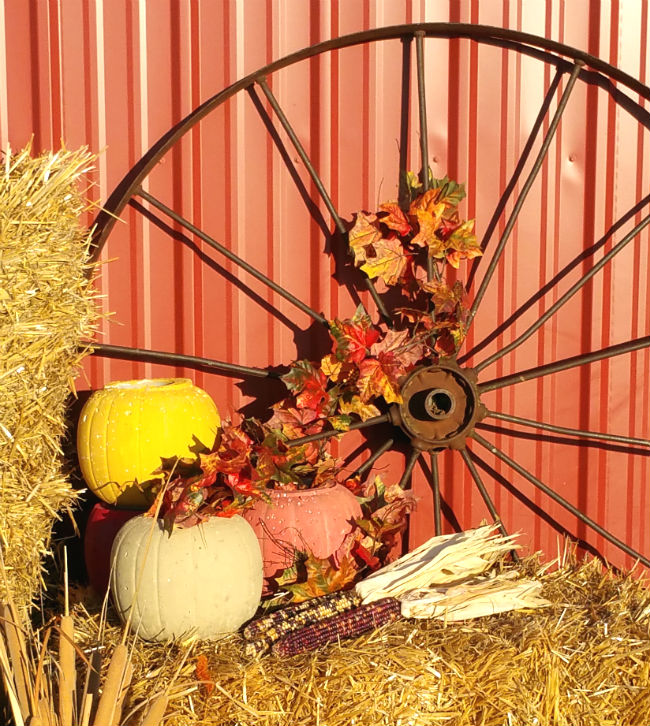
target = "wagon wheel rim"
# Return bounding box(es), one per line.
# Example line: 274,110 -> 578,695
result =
87,23 -> 650,570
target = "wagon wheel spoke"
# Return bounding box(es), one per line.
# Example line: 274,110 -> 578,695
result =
88,343 -> 281,379
478,335 -> 650,393
466,60 -> 583,332
399,448 -> 421,490
473,213 -> 650,373
351,438 -> 395,479
286,413 -> 392,448
460,194 -> 650,364
397,37 -> 412,209
471,432 -> 650,567
428,452 -> 442,536
414,32 -> 439,284
255,76 -> 393,327
465,68 -> 564,294
133,188 -> 327,326
459,448 -> 520,562
482,411 -> 650,449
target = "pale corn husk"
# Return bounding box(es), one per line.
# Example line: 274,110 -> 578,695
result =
399,571 -> 551,620
0,143 -> 99,614
356,524 -> 519,603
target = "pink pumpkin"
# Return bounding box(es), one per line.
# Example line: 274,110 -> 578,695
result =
243,484 -> 362,591
84,502 -> 140,595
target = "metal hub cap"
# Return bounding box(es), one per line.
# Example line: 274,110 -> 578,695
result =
390,360 -> 487,451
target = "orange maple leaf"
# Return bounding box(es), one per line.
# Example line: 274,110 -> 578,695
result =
357,354 -> 403,404
410,206 -> 447,251
283,552 -> 360,602
379,201 -> 411,235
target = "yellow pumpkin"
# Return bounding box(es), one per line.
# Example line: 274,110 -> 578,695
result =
77,378 -> 220,508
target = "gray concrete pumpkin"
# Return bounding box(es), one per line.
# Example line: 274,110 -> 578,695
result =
110,514 -> 263,641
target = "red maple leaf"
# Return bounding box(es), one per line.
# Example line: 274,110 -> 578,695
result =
267,405 -> 325,439
200,426 -> 252,477
282,360 -> 331,414
225,472 -> 257,496
329,318 -> 380,364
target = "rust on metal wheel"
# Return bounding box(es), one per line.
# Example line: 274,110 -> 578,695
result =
388,360 -> 487,452
88,24 -> 650,569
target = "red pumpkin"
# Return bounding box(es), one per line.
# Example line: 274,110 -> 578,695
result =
84,502 -> 140,594
243,484 -> 362,590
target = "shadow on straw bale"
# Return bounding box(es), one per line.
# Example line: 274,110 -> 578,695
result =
0,144 -> 99,616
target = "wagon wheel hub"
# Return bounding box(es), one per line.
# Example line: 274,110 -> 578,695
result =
389,360 -> 487,451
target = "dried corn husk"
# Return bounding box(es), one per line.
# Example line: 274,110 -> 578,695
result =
399,571 -> 550,620
356,524 -> 519,603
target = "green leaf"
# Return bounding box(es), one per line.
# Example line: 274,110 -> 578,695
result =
328,413 -> 353,431
431,175 -> 466,207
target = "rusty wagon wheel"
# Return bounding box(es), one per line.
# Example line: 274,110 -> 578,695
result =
89,24 -> 650,570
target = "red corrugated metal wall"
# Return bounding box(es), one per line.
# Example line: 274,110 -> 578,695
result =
2,1 -> 648,567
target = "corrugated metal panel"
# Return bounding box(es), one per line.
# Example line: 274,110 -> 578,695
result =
1,0 -> 648,568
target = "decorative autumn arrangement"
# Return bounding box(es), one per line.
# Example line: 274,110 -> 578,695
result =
136,173 -> 482,603
241,525 -> 550,657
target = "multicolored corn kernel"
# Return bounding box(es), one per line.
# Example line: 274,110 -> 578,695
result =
243,589 -> 362,645
271,597 -> 402,657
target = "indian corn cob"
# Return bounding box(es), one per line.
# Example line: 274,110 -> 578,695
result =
243,589 -> 361,649
271,597 -> 402,657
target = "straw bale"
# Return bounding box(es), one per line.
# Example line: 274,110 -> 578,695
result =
72,554 -> 650,726
0,143 -> 98,615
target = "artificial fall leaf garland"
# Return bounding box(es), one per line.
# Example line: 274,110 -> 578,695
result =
147,172 -> 480,598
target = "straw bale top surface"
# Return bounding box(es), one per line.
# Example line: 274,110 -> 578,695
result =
71,555 -> 650,726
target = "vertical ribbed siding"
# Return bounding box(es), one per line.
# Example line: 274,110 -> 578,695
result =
1,1 -> 648,569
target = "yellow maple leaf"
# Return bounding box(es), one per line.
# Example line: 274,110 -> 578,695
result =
339,395 -> 381,421
320,353 -> 343,382
348,211 -> 382,265
360,236 -> 410,286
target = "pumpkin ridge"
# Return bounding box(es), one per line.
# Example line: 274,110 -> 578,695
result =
152,518 -> 164,640
104,392 -> 119,503
135,387 -> 143,501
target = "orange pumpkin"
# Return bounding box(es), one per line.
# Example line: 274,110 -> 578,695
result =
243,484 -> 362,590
